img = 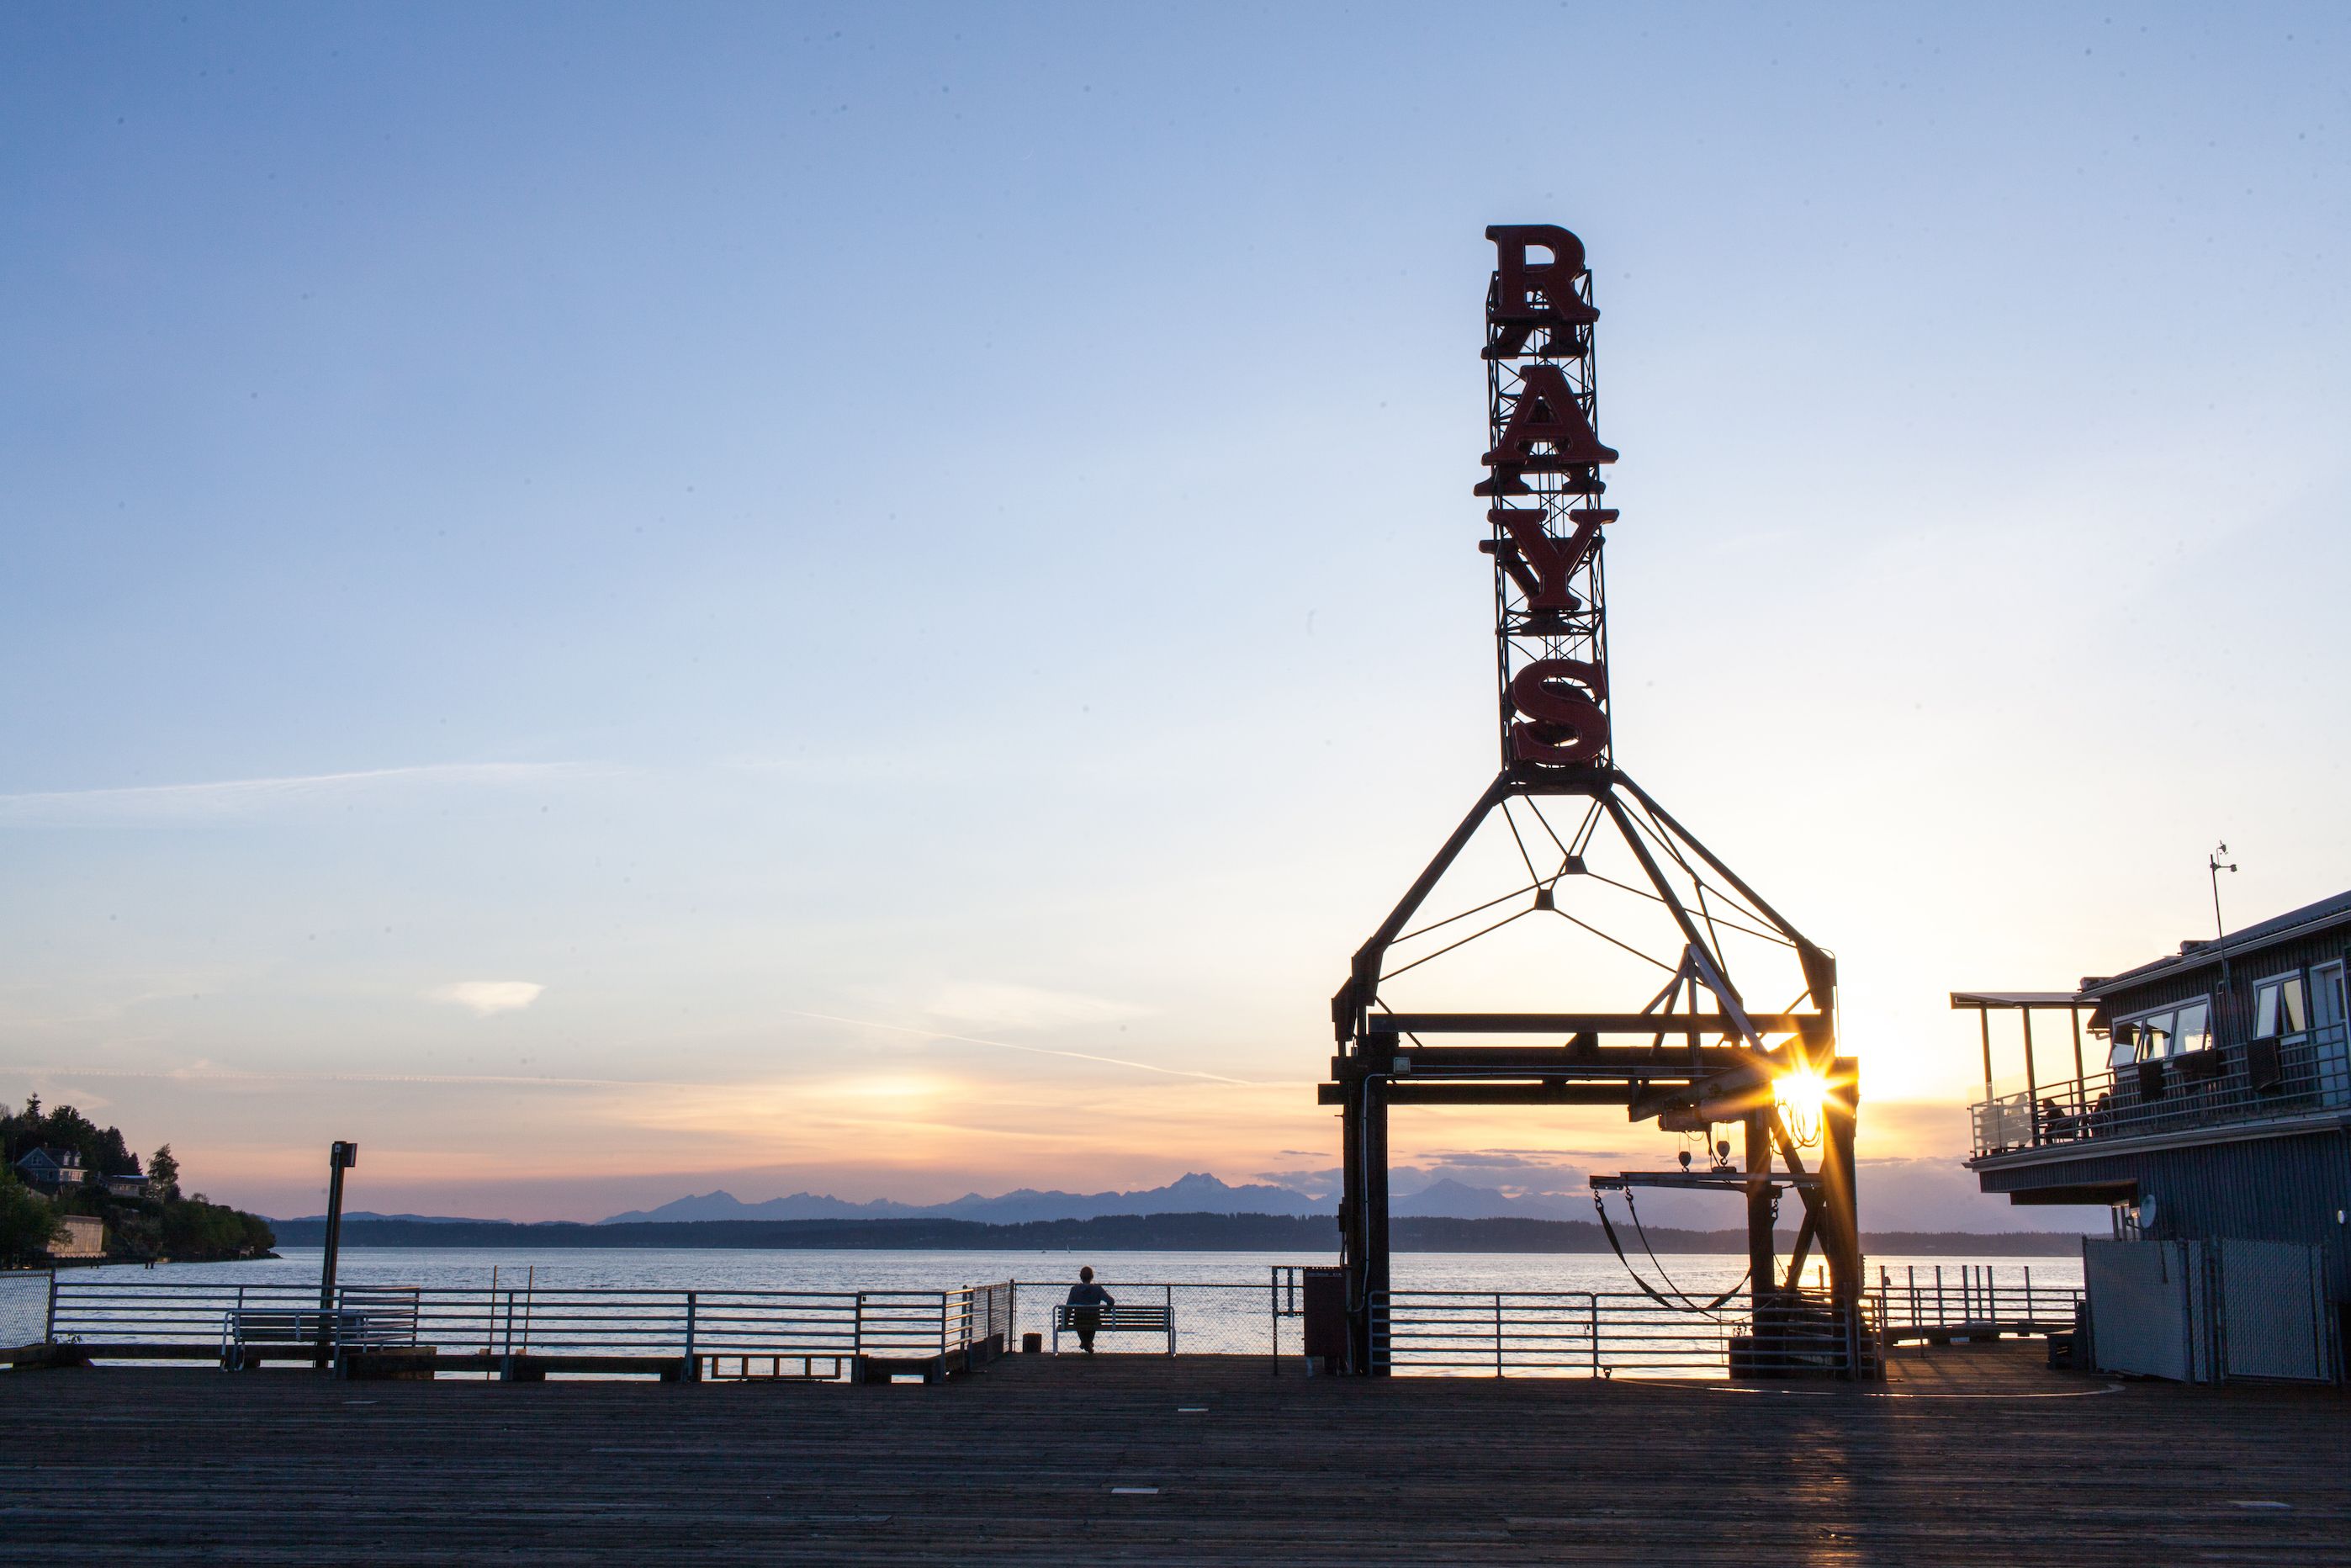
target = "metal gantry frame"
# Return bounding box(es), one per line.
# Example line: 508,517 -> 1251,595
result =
1319,227 -> 1861,1375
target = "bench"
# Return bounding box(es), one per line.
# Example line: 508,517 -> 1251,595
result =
220,1302 -> 416,1369
1051,1301 -> 1174,1354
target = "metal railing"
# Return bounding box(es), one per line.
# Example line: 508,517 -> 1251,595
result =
46,1279 -> 1014,1376
1369,1287 -> 1878,1378
1969,1022 -> 2351,1157
1875,1263 -> 2079,1339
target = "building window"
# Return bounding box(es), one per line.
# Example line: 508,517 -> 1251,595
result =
2109,1000 -> 2211,1063
2253,974 -> 2307,1038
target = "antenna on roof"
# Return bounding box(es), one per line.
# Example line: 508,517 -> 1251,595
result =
2208,842 -> 2237,989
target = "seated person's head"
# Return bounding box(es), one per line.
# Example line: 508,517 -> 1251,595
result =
1079,1266 -> 1094,1283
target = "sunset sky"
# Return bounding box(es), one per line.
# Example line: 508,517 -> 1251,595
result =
6,4 -> 2348,1224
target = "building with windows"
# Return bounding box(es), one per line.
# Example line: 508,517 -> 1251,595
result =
13,1147 -> 86,1190
1957,889 -> 2351,1378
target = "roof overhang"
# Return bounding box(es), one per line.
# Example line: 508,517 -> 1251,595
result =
1949,990 -> 2093,1009
2002,1179 -> 2137,1206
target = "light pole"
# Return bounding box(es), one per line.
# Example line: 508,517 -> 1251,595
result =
315,1141 -> 357,1368
2209,843 -> 2237,993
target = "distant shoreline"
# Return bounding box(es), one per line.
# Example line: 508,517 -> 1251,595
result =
264,1213 -> 2089,1256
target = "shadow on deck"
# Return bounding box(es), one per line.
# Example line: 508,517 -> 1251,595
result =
1,1342 -> 2342,1564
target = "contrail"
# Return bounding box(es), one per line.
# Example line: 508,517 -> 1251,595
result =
0,760 -> 599,825
0,1065 -> 690,1091
777,1009 -> 1273,1087
3,1014 -> 1290,1093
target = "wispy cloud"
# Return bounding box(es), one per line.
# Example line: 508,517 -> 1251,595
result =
921,982 -> 1148,1030
428,981 -> 545,1016
781,1008 -> 1274,1087
0,762 -> 599,827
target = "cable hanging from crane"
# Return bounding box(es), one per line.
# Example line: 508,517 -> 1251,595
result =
1590,1187 -> 1753,1318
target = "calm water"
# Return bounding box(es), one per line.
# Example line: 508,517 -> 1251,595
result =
0,1246 -> 2083,1349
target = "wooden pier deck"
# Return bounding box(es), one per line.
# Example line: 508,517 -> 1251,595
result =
3,1344 -> 2345,1564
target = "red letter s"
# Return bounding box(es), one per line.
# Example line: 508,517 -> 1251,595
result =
1508,659 -> 1609,765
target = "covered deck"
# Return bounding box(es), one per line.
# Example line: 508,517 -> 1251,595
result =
1955,988 -> 2351,1165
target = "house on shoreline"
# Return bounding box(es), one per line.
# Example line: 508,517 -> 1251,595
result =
15,1147 -> 87,1190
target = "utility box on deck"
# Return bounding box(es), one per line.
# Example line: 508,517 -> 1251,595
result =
1301,1267 -> 1347,1369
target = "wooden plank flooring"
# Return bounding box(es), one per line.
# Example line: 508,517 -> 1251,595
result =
3,1344 -> 2346,1564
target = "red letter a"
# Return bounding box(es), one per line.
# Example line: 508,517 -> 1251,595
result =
1482,363 -> 1618,479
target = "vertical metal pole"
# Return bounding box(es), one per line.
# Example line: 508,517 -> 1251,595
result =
2069,1008 -> 2086,1085
1744,1111 -> 1774,1312
1340,1063 -> 1364,1371
1821,1062 -> 1861,1340
316,1141 -> 355,1370
1342,1048 -> 1392,1376
2021,1012 -> 2040,1143
1270,1268 -> 1279,1375
1365,1074 -> 1389,1375
1978,1009 -> 1994,1104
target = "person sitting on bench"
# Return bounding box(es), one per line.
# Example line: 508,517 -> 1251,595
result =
1067,1266 -> 1115,1354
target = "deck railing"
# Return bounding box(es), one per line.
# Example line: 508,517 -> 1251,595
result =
45,1278 -> 1013,1375
1874,1263 -> 2078,1339
1968,1021 -> 2351,1157
1369,1287 -> 1879,1378
44,1273 -> 2068,1377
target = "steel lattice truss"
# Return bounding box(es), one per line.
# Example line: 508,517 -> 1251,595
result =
1319,227 -> 1863,1376
1480,257 -> 1613,771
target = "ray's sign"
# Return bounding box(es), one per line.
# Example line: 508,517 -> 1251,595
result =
1477,225 -> 1618,768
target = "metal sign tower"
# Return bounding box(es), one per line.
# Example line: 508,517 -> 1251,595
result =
1321,226 -> 1862,1375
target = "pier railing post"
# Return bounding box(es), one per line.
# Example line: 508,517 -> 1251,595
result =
1492,1293 -> 1503,1378
1588,1294 -> 1599,1379
44,1269 -> 58,1343
685,1291 -> 699,1383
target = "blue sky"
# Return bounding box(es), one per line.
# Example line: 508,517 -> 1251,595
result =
4,3 -> 2348,1221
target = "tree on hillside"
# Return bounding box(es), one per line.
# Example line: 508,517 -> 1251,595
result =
93,1125 -> 135,1176
40,1103 -> 99,1151
149,1145 -> 181,1201
0,1167 -> 64,1265
1,1101 -> 140,1176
